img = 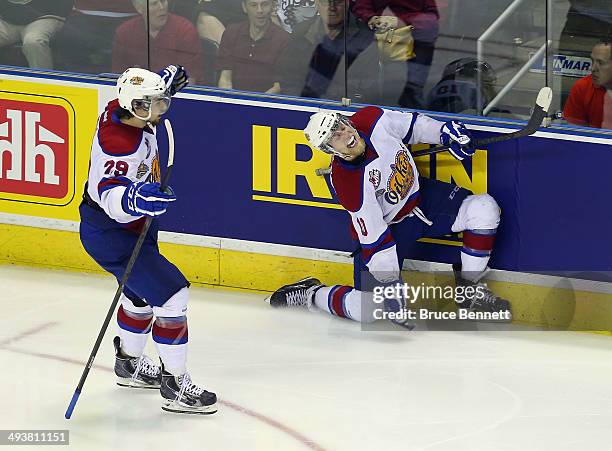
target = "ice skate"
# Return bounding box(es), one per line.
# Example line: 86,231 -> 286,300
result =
453,265 -> 512,322
265,277 -> 323,309
113,336 -> 161,389
160,365 -> 217,415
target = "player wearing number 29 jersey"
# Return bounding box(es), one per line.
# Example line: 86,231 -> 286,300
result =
78,66 -> 217,415
84,98 -> 162,226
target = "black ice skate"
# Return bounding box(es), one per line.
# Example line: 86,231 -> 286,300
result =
160,365 -> 217,415
113,336 -> 161,389
453,264 -> 512,322
265,277 -> 323,309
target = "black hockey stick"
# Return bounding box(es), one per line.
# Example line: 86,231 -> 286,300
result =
65,119 -> 175,419
410,86 -> 553,158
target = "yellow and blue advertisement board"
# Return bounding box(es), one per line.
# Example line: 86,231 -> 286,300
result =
1,73 -> 612,279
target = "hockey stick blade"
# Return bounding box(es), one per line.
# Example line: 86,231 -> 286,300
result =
411,86 -> 553,158
65,119 -> 176,419
161,119 -> 174,190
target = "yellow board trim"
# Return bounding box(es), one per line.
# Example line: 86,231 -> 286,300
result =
418,237 -> 462,247
2,223 -> 612,332
252,195 -> 345,210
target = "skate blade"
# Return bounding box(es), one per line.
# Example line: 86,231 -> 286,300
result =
117,377 -> 160,389
389,321 -> 416,331
161,399 -> 217,415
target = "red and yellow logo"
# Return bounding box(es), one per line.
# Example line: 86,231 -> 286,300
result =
0,88 -> 80,207
385,150 -> 415,205
0,99 -> 70,200
0,80 -> 97,219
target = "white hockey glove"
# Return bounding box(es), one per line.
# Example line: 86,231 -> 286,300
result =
440,121 -> 475,161
159,65 -> 189,96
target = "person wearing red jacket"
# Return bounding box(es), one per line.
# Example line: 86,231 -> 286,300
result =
112,0 -> 205,85
352,0 -> 439,108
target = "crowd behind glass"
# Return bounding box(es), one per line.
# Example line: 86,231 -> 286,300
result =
1,0 -> 610,130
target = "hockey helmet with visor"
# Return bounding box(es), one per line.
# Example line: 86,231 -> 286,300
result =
304,111 -> 359,159
116,68 -> 171,122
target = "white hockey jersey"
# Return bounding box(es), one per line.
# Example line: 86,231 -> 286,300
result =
331,106 -> 445,280
86,99 -> 161,224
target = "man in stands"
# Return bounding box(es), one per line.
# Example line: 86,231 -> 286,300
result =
112,0 -> 204,85
564,38 -> 612,129
216,0 -> 290,94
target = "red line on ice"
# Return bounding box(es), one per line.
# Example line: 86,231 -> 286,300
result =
1,323 -> 328,451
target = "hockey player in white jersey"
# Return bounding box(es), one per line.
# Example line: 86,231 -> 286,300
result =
79,66 -> 216,413
266,106 -> 511,327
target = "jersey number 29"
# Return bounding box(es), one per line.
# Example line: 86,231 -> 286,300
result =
104,160 -> 129,177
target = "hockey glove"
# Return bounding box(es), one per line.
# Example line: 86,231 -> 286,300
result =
159,65 -> 189,96
121,182 -> 176,217
378,280 -> 416,331
440,121 -> 475,161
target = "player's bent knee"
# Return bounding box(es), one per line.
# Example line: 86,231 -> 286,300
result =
452,194 -> 500,232
153,287 -> 189,318
119,292 -> 153,315
473,194 -> 501,229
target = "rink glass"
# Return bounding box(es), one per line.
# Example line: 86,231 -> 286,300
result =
1,1 -> 609,131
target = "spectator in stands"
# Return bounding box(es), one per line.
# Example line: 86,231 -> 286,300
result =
0,0 -> 73,69
563,39 -> 612,129
558,1 -> 612,105
352,0 -> 439,109
196,0 -> 316,47
216,0 -> 290,94
196,0 -> 244,46
167,0 -> 218,86
112,0 -> 204,85
277,0 -> 377,102
54,1 -> 137,74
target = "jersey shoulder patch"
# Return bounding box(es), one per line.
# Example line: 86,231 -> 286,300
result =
350,106 -> 384,137
97,102 -> 144,156
331,159 -> 365,213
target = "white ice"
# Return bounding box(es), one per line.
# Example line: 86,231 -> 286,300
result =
2,264 -> 612,451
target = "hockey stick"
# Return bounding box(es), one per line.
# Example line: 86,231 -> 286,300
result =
65,119 -> 175,419
410,86 -> 553,158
